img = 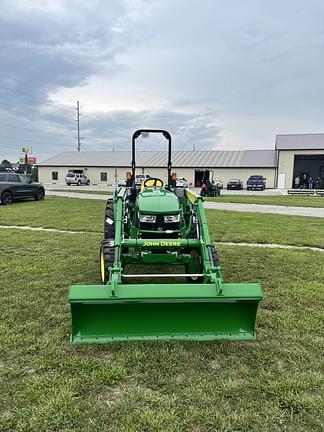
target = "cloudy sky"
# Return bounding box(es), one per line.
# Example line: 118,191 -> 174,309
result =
0,0 -> 323,162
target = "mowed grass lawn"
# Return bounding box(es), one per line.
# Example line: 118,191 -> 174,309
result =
51,189 -> 112,196
206,194 -> 324,208
1,196 -> 324,248
0,197 -> 323,431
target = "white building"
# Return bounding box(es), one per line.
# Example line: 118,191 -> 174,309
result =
276,133 -> 324,188
38,149 -> 276,187
38,133 -> 324,188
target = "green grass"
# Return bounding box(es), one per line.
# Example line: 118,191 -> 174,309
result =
1,197 -> 323,248
206,194 -> 324,208
51,192 -> 324,207
206,209 -> 324,248
0,197 -> 106,232
51,189 -> 112,196
0,226 -> 323,431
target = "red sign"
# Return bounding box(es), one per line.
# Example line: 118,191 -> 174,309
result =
27,156 -> 37,164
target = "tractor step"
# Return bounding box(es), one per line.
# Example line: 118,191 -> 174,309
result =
69,282 -> 262,343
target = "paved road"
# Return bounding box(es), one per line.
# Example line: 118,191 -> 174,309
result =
46,190 -> 324,218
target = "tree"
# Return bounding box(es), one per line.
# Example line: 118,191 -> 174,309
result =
1,159 -> 12,168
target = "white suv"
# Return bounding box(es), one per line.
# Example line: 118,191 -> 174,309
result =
176,177 -> 189,188
135,174 -> 151,186
65,173 -> 90,186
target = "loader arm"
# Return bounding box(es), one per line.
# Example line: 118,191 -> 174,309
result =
68,129 -> 263,344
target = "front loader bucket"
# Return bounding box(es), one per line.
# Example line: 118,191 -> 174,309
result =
69,282 -> 262,343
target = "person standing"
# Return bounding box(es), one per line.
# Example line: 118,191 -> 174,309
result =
294,176 -> 300,188
308,176 -> 314,189
315,177 -> 321,189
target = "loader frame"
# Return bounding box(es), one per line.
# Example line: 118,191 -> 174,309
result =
69,129 -> 262,343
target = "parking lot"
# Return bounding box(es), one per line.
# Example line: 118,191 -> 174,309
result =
45,183 -> 287,195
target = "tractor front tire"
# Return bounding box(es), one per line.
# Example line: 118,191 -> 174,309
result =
210,245 -> 220,266
100,239 -> 115,284
104,199 -> 115,239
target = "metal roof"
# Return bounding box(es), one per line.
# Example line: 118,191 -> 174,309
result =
276,133 -> 324,150
39,150 -> 277,168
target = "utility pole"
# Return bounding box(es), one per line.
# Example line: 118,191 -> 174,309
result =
76,100 -> 81,152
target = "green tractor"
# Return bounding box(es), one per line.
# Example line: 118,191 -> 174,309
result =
200,170 -> 221,197
69,129 -> 262,343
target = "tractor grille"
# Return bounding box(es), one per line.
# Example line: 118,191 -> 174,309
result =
140,215 -> 180,238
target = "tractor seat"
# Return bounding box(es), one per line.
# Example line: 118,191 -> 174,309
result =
141,178 -> 164,191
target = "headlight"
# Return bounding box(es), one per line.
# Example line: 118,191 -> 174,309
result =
164,214 -> 180,223
140,214 -> 156,223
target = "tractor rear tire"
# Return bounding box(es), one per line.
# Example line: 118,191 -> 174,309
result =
100,239 -> 115,284
210,245 -> 220,266
104,199 -> 115,239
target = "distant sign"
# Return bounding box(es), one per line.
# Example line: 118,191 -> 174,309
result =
27,156 -> 37,165
21,147 -> 32,154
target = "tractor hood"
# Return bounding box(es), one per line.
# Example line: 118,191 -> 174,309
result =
138,188 -> 180,215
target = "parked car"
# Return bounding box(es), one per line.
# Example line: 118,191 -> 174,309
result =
117,178 -> 127,187
247,175 -> 266,191
0,173 -> 45,205
176,177 -> 189,188
135,174 -> 151,186
65,173 -> 90,186
226,179 -> 243,190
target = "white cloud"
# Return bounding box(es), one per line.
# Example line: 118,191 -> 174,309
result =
0,0 -> 324,161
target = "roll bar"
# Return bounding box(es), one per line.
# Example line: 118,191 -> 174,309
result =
131,129 -> 172,187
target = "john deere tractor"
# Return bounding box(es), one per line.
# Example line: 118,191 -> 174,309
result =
69,129 -> 262,343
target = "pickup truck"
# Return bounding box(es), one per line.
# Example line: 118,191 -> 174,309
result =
0,172 -> 45,204
246,175 -> 266,191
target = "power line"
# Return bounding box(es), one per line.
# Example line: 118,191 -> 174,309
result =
0,135 -> 75,149
0,121 -> 73,136
0,101 -> 67,117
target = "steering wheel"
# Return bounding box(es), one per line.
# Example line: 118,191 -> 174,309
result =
143,177 -> 164,188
